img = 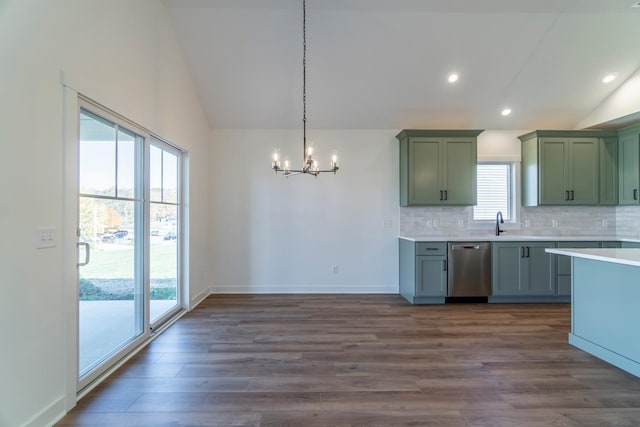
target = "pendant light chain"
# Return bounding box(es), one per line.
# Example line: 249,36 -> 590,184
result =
271,0 -> 339,177
302,0 -> 307,160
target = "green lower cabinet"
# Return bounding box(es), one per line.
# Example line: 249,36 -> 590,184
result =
491,241 -> 556,301
399,239 -> 447,304
621,241 -> 640,248
416,255 -> 447,297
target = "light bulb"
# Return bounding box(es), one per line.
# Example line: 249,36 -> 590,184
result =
448,73 -> 459,83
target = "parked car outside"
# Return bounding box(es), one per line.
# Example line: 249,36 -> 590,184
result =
101,234 -> 116,243
163,231 -> 177,240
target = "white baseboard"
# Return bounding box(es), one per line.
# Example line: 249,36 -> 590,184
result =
189,286 -> 213,309
22,396 -> 65,427
211,284 -> 399,294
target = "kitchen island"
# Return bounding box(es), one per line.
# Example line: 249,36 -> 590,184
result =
546,248 -> 640,378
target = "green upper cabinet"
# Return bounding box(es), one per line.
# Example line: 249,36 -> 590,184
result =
618,124 -> 640,205
600,136 -> 618,206
520,130 -> 617,206
397,130 -> 482,206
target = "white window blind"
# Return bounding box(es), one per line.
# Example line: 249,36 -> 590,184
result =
473,164 -> 512,221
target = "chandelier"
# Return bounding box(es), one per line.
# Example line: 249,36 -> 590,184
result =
271,0 -> 339,177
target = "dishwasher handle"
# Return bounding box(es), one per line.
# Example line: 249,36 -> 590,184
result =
450,244 -> 488,250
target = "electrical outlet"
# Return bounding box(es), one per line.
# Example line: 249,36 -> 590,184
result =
332,265 -> 339,274
524,218 -> 531,228
602,219 -> 608,229
433,219 -> 439,228
37,227 -> 56,249
551,219 -> 558,228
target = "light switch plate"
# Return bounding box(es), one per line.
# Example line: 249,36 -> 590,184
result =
37,227 -> 56,249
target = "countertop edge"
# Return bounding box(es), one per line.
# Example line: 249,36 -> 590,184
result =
545,248 -> 640,267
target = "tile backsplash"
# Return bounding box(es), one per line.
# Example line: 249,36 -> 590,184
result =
400,205 -> 640,238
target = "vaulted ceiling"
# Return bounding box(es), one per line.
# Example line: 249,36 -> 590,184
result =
162,0 -> 640,130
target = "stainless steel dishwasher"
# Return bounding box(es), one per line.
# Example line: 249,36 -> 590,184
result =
447,242 -> 492,297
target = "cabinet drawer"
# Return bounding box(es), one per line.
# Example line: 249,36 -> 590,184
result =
416,242 -> 447,256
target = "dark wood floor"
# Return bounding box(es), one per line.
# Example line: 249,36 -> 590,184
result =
57,295 -> 640,426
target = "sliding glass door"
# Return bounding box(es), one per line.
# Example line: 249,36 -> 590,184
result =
77,103 -> 183,390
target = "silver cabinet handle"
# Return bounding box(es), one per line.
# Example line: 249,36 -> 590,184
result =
77,242 -> 90,267
442,259 -> 447,271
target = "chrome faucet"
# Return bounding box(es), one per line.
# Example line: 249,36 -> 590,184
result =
495,211 -> 504,236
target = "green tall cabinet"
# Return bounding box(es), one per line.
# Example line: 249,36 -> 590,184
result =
397,130 -> 483,206
618,124 -> 640,205
520,130 -> 618,206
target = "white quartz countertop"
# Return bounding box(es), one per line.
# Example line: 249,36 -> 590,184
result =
399,235 -> 640,242
546,248 -> 640,267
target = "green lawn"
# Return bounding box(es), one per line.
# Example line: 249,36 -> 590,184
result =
80,242 -> 177,279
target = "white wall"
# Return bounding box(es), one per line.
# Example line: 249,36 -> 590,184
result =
210,129 -> 400,293
208,128 -> 526,294
0,1 -> 210,426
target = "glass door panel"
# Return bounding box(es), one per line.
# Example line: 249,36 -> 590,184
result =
149,142 -> 180,324
78,108 -> 144,384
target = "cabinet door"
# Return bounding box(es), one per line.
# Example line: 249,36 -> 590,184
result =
618,134 -> 639,205
492,244 -> 522,296
600,137 -> 618,205
443,138 -> 476,205
408,138 -> 442,204
521,243 -> 555,295
415,256 -> 447,296
539,138 -> 568,205
568,138 -> 599,205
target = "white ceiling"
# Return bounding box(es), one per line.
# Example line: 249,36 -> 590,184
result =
162,0 -> 640,130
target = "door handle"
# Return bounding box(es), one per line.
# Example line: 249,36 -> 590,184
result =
634,189 -> 638,200
442,259 -> 447,271
570,190 -> 575,201
444,190 -> 448,200
440,190 -> 443,201
565,191 -> 570,201
521,247 -> 525,258
526,246 -> 530,258
77,242 -> 90,267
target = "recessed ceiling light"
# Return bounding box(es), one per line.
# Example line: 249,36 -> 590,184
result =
602,74 -> 617,84
448,73 -> 459,83
501,108 -> 512,116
